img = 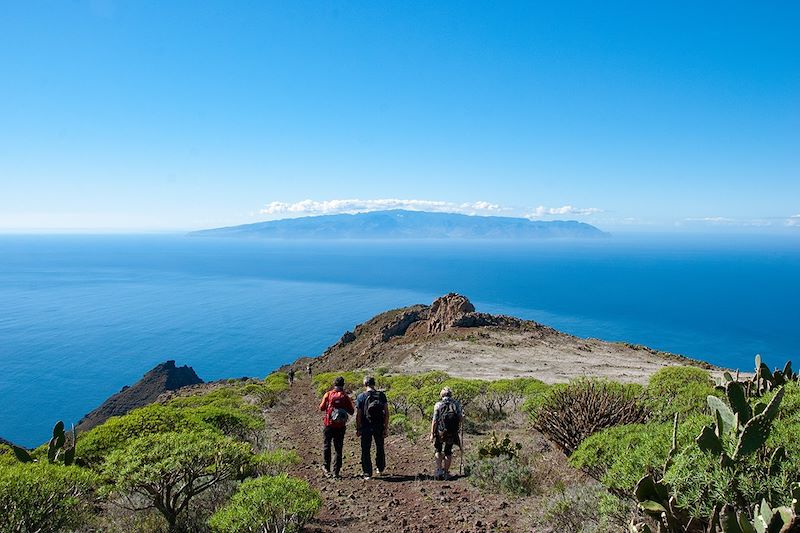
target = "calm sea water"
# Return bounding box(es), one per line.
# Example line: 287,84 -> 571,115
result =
1,234 -> 799,446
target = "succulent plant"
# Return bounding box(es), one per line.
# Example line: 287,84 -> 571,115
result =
11,420 -> 77,466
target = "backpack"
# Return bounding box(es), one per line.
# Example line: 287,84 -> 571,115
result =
326,390 -> 350,428
437,399 -> 460,438
363,391 -> 385,426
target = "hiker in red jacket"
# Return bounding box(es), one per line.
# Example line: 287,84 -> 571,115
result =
319,376 -> 355,479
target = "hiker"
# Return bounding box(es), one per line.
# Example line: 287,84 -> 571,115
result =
319,376 -> 355,479
430,386 -> 463,481
306,362 -> 312,377
288,369 -> 295,386
355,376 -> 389,480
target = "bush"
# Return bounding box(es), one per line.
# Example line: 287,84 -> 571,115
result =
312,371 -> 364,397
208,475 -> 321,533
533,379 -> 648,454
0,444 -> 15,466
184,405 -> 265,440
255,449 -> 301,476
0,462 -> 97,533
102,430 -> 255,529
79,404 -> 209,465
646,366 -> 717,420
570,415 -> 711,494
538,484 -> 629,533
468,455 -> 538,496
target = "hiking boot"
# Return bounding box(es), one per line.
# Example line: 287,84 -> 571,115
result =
442,471 -> 450,481
362,473 -> 372,481
434,468 -> 444,481
332,471 -> 341,480
321,465 -> 332,478
375,469 -> 383,477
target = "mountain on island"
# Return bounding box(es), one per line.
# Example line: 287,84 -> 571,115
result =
76,360 -> 203,432
191,210 -> 607,239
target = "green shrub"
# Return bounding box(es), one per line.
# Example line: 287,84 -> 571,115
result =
0,462 -> 97,533
102,430 -> 254,529
255,449 -> 301,476
184,405 -> 265,439
468,455 -> 538,496
208,474 -> 321,533
312,371 -> 364,397
538,484 -> 627,533
570,415 -> 710,494
646,365 -> 717,420
78,404 -> 210,465
0,444 -> 15,466
388,413 -> 412,435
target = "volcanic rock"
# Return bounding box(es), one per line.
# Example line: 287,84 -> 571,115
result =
77,360 -> 203,432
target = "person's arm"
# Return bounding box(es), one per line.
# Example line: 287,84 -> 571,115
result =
430,403 -> 438,442
346,395 -> 356,415
319,391 -> 328,412
383,395 -> 390,435
355,395 -> 362,435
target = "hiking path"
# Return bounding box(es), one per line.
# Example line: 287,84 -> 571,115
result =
263,376 -> 522,533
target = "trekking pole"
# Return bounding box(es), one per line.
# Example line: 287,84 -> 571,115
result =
459,415 -> 464,477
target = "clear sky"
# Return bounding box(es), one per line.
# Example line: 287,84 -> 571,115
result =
1,1 -> 798,232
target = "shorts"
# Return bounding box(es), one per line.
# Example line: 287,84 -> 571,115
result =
434,433 -> 460,455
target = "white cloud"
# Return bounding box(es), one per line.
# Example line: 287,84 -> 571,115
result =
785,215 -> 800,227
258,198 -> 509,218
524,205 -> 603,219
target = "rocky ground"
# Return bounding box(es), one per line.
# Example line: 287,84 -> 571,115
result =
263,375 -> 538,533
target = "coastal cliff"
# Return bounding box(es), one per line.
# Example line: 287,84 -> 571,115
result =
76,360 -> 203,431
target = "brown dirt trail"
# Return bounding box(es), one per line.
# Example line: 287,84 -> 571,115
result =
263,376 -> 524,532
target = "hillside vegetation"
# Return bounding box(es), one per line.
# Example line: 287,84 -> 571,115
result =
3,355 -> 797,532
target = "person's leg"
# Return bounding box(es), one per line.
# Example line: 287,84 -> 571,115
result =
443,440 -> 453,478
374,431 -> 386,473
360,430 -> 373,477
322,427 -> 333,474
434,439 -> 443,479
333,428 -> 345,476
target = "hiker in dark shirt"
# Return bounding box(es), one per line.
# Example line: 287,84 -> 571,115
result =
430,386 -> 463,480
287,369 -> 295,386
355,376 -> 389,480
319,376 -> 355,479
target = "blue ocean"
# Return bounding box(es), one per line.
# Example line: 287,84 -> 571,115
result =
1,234 -> 799,447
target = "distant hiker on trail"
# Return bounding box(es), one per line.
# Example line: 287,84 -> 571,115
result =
287,369 -> 295,386
355,376 -> 389,480
319,376 -> 355,479
306,362 -> 313,377
430,386 -> 463,481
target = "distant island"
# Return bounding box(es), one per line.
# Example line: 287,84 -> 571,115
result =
191,209 -> 608,239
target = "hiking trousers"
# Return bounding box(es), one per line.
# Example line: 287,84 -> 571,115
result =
360,429 -> 385,476
323,426 -> 346,475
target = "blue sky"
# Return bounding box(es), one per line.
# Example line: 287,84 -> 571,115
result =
0,1 -> 798,232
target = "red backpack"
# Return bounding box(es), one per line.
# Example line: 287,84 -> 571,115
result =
326,390 -> 350,428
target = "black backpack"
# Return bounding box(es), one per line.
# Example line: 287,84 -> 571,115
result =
363,391 -> 385,425
437,399 -> 460,438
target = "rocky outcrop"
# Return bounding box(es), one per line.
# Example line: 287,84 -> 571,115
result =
311,294 -> 548,372
427,293 -> 475,333
379,309 -> 426,341
77,360 -> 203,432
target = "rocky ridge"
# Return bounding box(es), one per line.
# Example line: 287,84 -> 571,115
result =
307,293 -> 713,384
77,360 -> 204,432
